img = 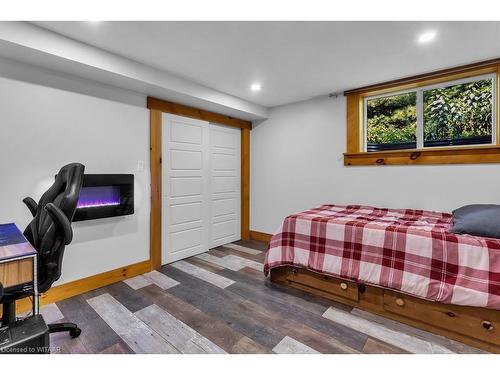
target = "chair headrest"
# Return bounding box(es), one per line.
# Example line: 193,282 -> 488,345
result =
35,163 -> 85,240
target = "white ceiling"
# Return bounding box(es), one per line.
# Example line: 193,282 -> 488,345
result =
33,21 -> 500,108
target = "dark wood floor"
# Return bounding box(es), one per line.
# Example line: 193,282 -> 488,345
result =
42,240 -> 485,354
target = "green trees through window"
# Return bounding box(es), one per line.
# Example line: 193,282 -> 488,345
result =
366,92 -> 417,150
423,79 -> 493,144
365,77 -> 494,152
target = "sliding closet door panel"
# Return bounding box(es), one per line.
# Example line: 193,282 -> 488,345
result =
162,114 -> 210,264
209,124 -> 241,248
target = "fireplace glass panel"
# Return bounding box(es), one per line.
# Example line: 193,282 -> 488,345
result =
77,186 -> 121,209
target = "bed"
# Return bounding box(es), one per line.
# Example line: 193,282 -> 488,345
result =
264,204 -> 500,352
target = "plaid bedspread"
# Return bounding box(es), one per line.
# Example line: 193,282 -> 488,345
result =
264,205 -> 500,310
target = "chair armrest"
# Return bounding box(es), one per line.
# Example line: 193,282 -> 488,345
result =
23,197 -> 38,217
45,203 -> 73,245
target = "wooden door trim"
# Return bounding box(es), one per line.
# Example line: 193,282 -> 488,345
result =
149,106 -> 251,269
147,97 -> 252,130
241,128 -> 250,240
149,109 -> 162,270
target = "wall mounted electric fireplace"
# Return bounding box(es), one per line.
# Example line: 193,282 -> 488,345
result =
74,174 -> 134,222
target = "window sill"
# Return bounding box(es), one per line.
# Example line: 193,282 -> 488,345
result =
343,146 -> 500,166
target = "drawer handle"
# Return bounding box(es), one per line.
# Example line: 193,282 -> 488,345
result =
395,298 -> 405,307
482,321 -> 494,331
340,282 -> 348,290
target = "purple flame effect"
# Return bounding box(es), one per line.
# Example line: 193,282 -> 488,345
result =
77,200 -> 120,209
77,186 -> 121,209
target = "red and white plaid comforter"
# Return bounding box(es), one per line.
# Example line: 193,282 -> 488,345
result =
264,205 -> 500,310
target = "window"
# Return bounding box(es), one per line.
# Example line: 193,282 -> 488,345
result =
364,75 -> 496,152
366,91 -> 417,151
423,77 -> 494,148
343,59 -> 500,166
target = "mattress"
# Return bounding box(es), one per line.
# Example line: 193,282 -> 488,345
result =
264,204 -> 500,310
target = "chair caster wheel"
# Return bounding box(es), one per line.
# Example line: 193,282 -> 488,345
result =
70,327 -> 81,338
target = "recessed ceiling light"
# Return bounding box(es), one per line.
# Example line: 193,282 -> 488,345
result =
250,83 -> 262,92
418,31 -> 437,44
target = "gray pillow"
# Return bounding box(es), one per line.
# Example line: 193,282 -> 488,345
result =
450,204 -> 500,239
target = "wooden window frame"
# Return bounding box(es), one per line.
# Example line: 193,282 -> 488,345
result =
344,58 -> 500,166
148,97 -> 251,270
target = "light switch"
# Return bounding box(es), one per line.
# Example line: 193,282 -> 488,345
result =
137,160 -> 144,171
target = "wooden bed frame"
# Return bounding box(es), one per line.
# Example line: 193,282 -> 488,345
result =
270,266 -> 500,353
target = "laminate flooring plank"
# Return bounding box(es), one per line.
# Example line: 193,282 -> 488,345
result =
123,275 -> 153,290
224,254 -> 263,271
54,336 -> 90,354
218,247 -> 265,263
218,267 -> 341,315
170,260 -> 234,289
56,294 -> 122,353
87,293 -> 179,354
163,265 -> 284,349
220,270 -> 367,351
135,304 -> 226,353
231,336 -> 270,354
143,270 -> 179,290
40,303 -> 64,324
196,252 -> 244,271
239,299 -> 359,354
254,252 -> 267,263
222,243 -> 262,255
239,267 -> 266,281
363,338 -> 409,354
185,256 -> 225,273
273,336 -> 319,354
80,286 -> 108,300
322,307 -> 453,354
234,240 -> 268,252
197,253 -> 262,272
99,341 -> 134,354
208,247 -> 229,258
351,308 -> 485,354
103,281 -> 157,313
141,284 -> 269,354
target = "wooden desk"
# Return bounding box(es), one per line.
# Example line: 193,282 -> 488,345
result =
0,223 -> 38,313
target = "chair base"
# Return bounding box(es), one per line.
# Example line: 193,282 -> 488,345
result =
2,301 -> 81,339
48,323 -> 82,338
1,301 -> 16,327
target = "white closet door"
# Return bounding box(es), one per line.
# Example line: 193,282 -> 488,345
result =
209,124 -> 241,248
162,114 -> 210,264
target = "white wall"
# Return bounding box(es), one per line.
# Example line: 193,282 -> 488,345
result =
0,76 -> 150,284
251,95 -> 500,234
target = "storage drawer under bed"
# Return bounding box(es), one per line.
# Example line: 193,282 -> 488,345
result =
283,267 -> 359,302
383,290 -> 500,346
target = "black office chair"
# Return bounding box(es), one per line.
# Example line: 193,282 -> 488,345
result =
0,163 -> 85,338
